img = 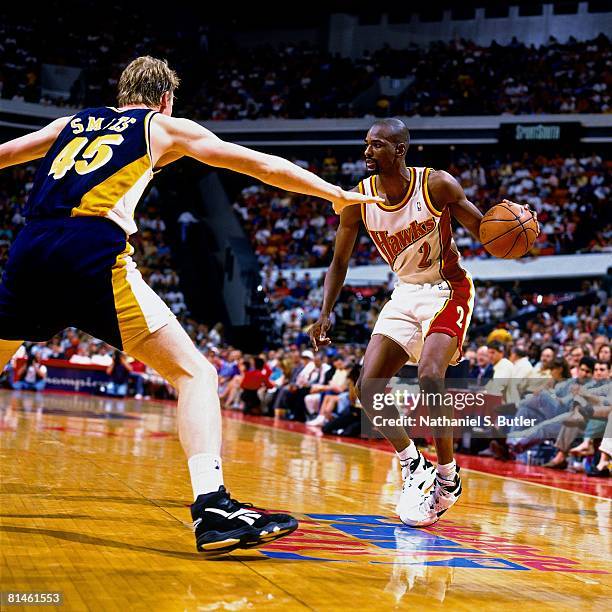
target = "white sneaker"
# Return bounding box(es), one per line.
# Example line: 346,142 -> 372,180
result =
396,452 -> 436,525
306,414 -> 327,427
410,468 -> 463,527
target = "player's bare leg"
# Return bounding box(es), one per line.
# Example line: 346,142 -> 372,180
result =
127,317 -> 222,458
357,334 -> 415,452
357,334 -> 436,524
412,332 -> 463,527
126,318 -> 297,555
419,332 -> 458,465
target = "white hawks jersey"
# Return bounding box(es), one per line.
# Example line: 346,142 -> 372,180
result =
359,167 -> 469,289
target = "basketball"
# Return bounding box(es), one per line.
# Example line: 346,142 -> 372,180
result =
479,200 -> 538,258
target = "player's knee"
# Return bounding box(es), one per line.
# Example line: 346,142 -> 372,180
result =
179,355 -> 218,388
418,369 -> 444,392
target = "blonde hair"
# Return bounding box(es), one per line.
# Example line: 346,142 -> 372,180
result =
117,56 -> 180,107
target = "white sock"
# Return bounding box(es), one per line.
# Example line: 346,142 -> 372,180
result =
397,441 -> 419,464
437,460 -> 457,481
188,453 -> 224,500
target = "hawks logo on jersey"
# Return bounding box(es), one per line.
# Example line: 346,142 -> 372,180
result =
358,168 -> 468,287
369,216 -> 436,265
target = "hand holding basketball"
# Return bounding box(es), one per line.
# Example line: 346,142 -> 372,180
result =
479,199 -> 540,258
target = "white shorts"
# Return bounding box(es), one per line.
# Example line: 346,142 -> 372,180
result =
112,244 -> 176,351
372,278 -> 474,365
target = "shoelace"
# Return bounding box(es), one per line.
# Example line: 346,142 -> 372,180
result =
226,493 -> 255,511
400,456 -> 421,490
422,478 -> 454,513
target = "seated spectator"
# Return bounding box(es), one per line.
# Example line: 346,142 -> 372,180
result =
104,351 -> 132,397
240,357 -> 274,415
543,360 -> 611,469
469,345 -> 494,385
485,341 -> 514,402
506,357 -> 596,451
69,344 -> 92,364
12,353 -> 47,392
305,356 -> 350,427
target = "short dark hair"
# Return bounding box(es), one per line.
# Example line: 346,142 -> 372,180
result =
595,360 -> 610,369
511,347 -> 528,358
371,117 -> 410,147
579,356 -> 596,372
487,341 -> 505,353
550,357 -> 571,378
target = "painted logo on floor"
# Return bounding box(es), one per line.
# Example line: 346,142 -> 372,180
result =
258,514 -> 608,574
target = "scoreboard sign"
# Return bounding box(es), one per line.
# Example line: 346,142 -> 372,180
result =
500,122 -> 582,144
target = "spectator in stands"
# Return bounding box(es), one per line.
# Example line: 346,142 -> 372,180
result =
533,345 -> 557,376
12,353 -> 47,392
545,360 -> 612,469
105,351 -> 132,398
597,343 -> 611,365
130,358 -> 150,400
305,356 -> 350,426
469,346 -> 494,386
485,341 -> 514,402
69,344 -> 92,364
506,357 -> 596,451
240,357 -> 274,415
507,346 -> 535,406
567,345 -> 588,378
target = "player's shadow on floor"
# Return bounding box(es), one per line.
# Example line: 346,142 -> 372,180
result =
0,526 -> 271,562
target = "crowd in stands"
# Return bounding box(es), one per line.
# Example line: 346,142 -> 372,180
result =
390,35 -> 611,116
232,151 -> 611,269
1,8 -> 610,118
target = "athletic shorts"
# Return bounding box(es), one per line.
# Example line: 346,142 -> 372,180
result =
372,277 -> 474,366
0,217 -> 175,350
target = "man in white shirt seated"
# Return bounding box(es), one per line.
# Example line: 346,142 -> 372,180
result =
506,346 -> 534,406
485,341 -> 514,403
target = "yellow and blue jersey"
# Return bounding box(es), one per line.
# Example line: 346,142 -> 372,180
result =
1,106 -> 175,350
26,106 -> 157,235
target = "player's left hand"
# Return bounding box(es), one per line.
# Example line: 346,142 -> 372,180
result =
331,190 -> 384,215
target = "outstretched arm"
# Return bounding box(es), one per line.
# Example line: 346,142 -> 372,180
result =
0,116 -> 72,170
154,116 -> 382,213
428,170 -> 483,241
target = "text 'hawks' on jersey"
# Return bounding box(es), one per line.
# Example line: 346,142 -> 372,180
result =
359,167 -> 469,288
25,107 -> 157,235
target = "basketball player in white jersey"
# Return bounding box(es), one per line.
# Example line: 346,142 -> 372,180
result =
309,118 -> 537,527
0,56 -> 382,556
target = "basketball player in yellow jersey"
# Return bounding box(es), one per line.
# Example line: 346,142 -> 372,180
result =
0,56 -> 382,556
309,118 -> 538,527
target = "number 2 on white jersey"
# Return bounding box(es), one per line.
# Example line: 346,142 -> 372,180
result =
49,134 -> 124,180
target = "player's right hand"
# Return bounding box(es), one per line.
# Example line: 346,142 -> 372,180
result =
308,315 -> 332,351
331,190 -> 384,215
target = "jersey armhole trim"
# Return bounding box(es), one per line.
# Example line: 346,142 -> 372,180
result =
423,167 -> 443,217
144,111 -> 158,171
358,180 -> 367,228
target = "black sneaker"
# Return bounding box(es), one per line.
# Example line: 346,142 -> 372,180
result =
190,486 -> 299,556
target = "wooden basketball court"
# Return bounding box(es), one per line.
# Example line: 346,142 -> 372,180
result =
1,389 -> 610,611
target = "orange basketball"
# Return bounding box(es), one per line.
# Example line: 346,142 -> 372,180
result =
479,201 -> 538,258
